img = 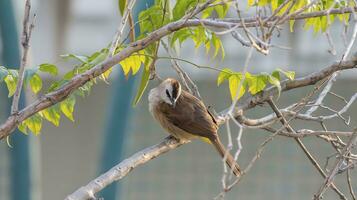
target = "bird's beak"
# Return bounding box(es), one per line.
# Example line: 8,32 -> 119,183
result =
171,98 -> 176,108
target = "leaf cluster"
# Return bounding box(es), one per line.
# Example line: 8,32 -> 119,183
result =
217,68 -> 295,101
1,0 -> 354,136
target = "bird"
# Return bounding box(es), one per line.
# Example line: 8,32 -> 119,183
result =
148,78 -> 241,176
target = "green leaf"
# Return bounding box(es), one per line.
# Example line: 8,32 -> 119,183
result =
133,66 -> 150,106
289,20 -> 295,32
101,67 -> 113,82
61,54 -> 88,63
18,122 -> 28,135
4,74 -> 17,97
78,81 -> 94,96
48,80 -> 67,92
321,16 -> 328,32
64,70 -> 76,80
246,74 -> 268,95
40,106 -> 61,126
313,17 -> 321,33
139,5 -> 166,34
338,13 -> 350,23
173,0 -> 196,20
201,6 -> 214,19
89,50 -> 109,66
119,0 -> 126,16
192,27 -> 206,48
278,68 -> 295,80
170,28 -> 191,47
258,0 -> 269,6
248,0 -> 255,7
0,66 -> 8,82
88,50 -> 110,81
268,75 -> 281,98
24,114 -> 42,135
271,0 -> 278,10
29,73 -> 43,94
228,73 -> 245,101
217,68 -> 233,85
212,34 -> 224,58
272,70 -> 281,80
8,69 -> 18,77
60,96 -> 76,122
119,50 -> 146,76
24,68 -> 38,87
214,1 -> 230,18
303,17 -> 315,31
39,63 -> 58,76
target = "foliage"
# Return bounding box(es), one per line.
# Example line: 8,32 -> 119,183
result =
249,0 -> 353,33
0,0 -> 353,136
217,68 -> 295,101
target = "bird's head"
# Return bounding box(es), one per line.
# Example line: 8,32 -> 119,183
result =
159,78 -> 181,107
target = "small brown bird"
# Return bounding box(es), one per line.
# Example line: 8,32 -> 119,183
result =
149,78 -> 241,176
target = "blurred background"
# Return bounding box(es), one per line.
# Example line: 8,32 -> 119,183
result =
0,0 -> 357,200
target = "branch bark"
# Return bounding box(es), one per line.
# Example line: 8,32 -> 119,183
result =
63,57 -> 356,199
0,2 -> 355,199
109,0 -> 137,56
236,59 -> 357,111
315,130 -> 357,199
10,0 -> 34,114
1,7 -> 357,139
65,136 -> 186,200
267,98 -> 347,199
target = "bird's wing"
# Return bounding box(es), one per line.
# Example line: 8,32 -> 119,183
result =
159,91 -> 218,139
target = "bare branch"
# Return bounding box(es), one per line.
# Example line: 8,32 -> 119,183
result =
267,98 -> 347,199
61,57 -> 356,200
315,130 -> 357,199
11,0 -> 35,114
347,160 -> 357,200
0,5 -> 357,199
65,136 -> 187,200
305,73 -> 338,116
0,19 -> 193,140
322,93 -> 357,121
109,0 -> 137,56
342,9 -> 357,61
236,58 -> 357,111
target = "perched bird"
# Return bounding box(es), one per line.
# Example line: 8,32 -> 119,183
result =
148,78 -> 241,176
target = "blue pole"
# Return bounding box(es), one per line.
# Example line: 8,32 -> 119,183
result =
98,1 -> 154,199
0,1 -> 31,200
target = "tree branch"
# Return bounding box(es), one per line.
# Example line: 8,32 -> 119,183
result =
236,58 -> 357,111
109,0 -> 137,56
315,130 -> 357,199
267,98 -> 347,199
0,2 -> 355,199
65,136 -> 186,200
63,56 -> 357,199
1,7 -> 357,139
10,0 -> 34,114
0,19 -> 190,140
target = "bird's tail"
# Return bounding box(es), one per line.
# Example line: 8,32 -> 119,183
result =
210,136 -> 241,177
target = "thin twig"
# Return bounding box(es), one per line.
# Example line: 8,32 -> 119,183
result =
227,47 -> 254,114
268,97 -> 347,200
161,40 -> 202,99
347,158 -> 357,200
315,130 -> 357,199
305,72 -> 338,116
109,0 -> 137,56
11,0 -> 35,114
342,7 -> 357,61
65,136 -> 187,200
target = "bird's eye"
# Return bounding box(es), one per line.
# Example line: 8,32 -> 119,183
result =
166,89 -> 171,98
